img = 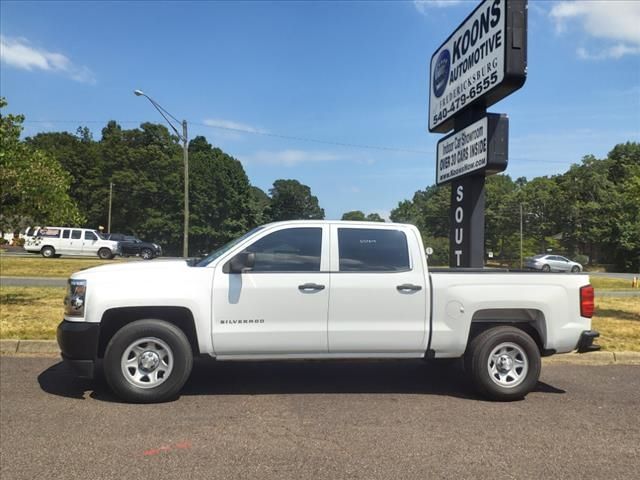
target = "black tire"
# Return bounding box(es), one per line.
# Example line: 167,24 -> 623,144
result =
140,248 -> 153,260
104,319 -> 193,403
465,326 -> 541,401
41,246 -> 55,258
571,266 -> 580,273
98,248 -> 113,260
541,264 -> 551,272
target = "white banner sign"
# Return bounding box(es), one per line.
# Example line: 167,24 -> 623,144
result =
429,0 -> 506,132
436,116 -> 488,185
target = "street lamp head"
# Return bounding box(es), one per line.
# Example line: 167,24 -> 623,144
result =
133,89 -> 145,97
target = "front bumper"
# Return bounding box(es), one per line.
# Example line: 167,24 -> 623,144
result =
56,320 -> 100,378
576,330 -> 601,353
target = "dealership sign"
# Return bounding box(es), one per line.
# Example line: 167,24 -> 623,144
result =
436,114 -> 508,185
428,0 -> 527,133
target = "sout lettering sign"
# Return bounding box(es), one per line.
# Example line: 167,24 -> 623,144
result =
428,0 -> 527,133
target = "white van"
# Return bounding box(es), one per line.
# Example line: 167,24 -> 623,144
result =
24,227 -> 121,259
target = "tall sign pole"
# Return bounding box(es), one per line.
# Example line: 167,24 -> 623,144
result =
428,0 -> 527,268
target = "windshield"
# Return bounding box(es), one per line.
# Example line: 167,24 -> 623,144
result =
195,227 -> 264,267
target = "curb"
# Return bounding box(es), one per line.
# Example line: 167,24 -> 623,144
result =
0,339 -> 59,355
1,339 -> 640,364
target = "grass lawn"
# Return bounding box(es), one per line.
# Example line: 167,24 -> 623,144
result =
0,256 -> 131,278
1,286 -> 638,350
589,277 -> 635,290
1,287 -> 65,339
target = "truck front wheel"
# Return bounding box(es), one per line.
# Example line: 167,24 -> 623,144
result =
98,248 -> 113,260
104,319 -> 193,403
465,326 -> 541,401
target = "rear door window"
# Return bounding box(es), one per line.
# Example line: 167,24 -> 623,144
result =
71,230 -> 82,240
62,230 -> 70,239
338,228 -> 410,272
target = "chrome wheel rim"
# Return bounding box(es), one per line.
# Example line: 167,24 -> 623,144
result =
487,342 -> 528,389
121,337 -> 173,389
141,250 -> 152,259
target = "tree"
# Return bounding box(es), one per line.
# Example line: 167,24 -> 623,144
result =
0,98 -> 83,233
342,210 -> 366,221
189,137 -> 257,253
268,179 -> 324,221
249,186 -> 271,225
365,213 -> 385,222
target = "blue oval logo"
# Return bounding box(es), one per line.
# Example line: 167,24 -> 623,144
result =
433,49 -> 450,98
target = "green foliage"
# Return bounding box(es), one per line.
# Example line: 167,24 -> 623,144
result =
341,211 -> 385,222
0,98 -> 83,233
268,179 -> 325,221
342,210 -> 366,221
391,142 -> 639,271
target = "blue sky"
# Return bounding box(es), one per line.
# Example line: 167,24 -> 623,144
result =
1,0 -> 639,220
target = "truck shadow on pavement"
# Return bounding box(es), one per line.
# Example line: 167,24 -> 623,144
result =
38,357 -> 565,402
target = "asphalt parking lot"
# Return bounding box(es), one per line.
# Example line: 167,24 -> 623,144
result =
1,356 -> 638,480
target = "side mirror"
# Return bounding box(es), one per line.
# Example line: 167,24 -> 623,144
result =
425,247 -> 434,257
224,252 -> 255,273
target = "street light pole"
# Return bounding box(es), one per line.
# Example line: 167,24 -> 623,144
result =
134,89 -> 189,257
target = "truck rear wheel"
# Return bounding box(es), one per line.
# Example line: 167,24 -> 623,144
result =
104,319 -> 193,403
465,326 -> 541,401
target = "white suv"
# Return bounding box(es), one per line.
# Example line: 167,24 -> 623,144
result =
24,227 -> 121,259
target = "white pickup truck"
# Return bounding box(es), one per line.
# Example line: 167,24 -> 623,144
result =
58,220 -> 599,403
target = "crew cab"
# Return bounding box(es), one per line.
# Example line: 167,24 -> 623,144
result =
58,221 -> 599,403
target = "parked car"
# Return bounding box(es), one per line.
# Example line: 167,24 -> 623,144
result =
103,233 -> 162,260
57,220 -> 598,403
525,254 -> 583,272
23,227 -> 121,259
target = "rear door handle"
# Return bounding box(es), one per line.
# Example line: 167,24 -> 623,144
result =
298,283 -> 325,292
396,284 -> 422,292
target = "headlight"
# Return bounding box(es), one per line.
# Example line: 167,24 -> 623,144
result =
64,279 -> 87,317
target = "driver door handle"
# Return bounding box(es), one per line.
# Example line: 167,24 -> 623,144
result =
396,284 -> 422,292
298,283 -> 325,291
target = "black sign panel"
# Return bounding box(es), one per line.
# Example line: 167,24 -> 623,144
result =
436,113 -> 508,185
428,0 -> 527,133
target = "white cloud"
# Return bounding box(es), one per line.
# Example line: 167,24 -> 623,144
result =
202,118 -> 266,134
413,0 -> 464,15
550,1 -> 640,59
242,150 -> 343,167
0,35 -> 95,84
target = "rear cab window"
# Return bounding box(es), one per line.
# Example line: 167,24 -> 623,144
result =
337,228 -> 410,272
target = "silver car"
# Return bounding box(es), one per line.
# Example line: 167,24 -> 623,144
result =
525,254 -> 583,273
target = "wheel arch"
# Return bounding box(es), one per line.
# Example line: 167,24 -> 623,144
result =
466,308 -> 548,355
98,306 -> 200,358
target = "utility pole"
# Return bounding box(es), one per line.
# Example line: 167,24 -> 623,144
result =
182,120 -> 189,258
520,203 -> 523,270
108,182 -> 114,234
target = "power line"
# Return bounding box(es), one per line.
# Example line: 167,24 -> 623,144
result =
22,119 -> 582,164
23,119 -> 430,155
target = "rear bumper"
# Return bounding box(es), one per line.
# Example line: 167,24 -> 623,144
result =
56,320 -> 100,378
576,330 -> 601,353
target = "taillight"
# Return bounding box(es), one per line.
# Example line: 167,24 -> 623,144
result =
580,285 -> 594,318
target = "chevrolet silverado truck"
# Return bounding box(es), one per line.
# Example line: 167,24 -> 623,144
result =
58,220 -> 599,403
